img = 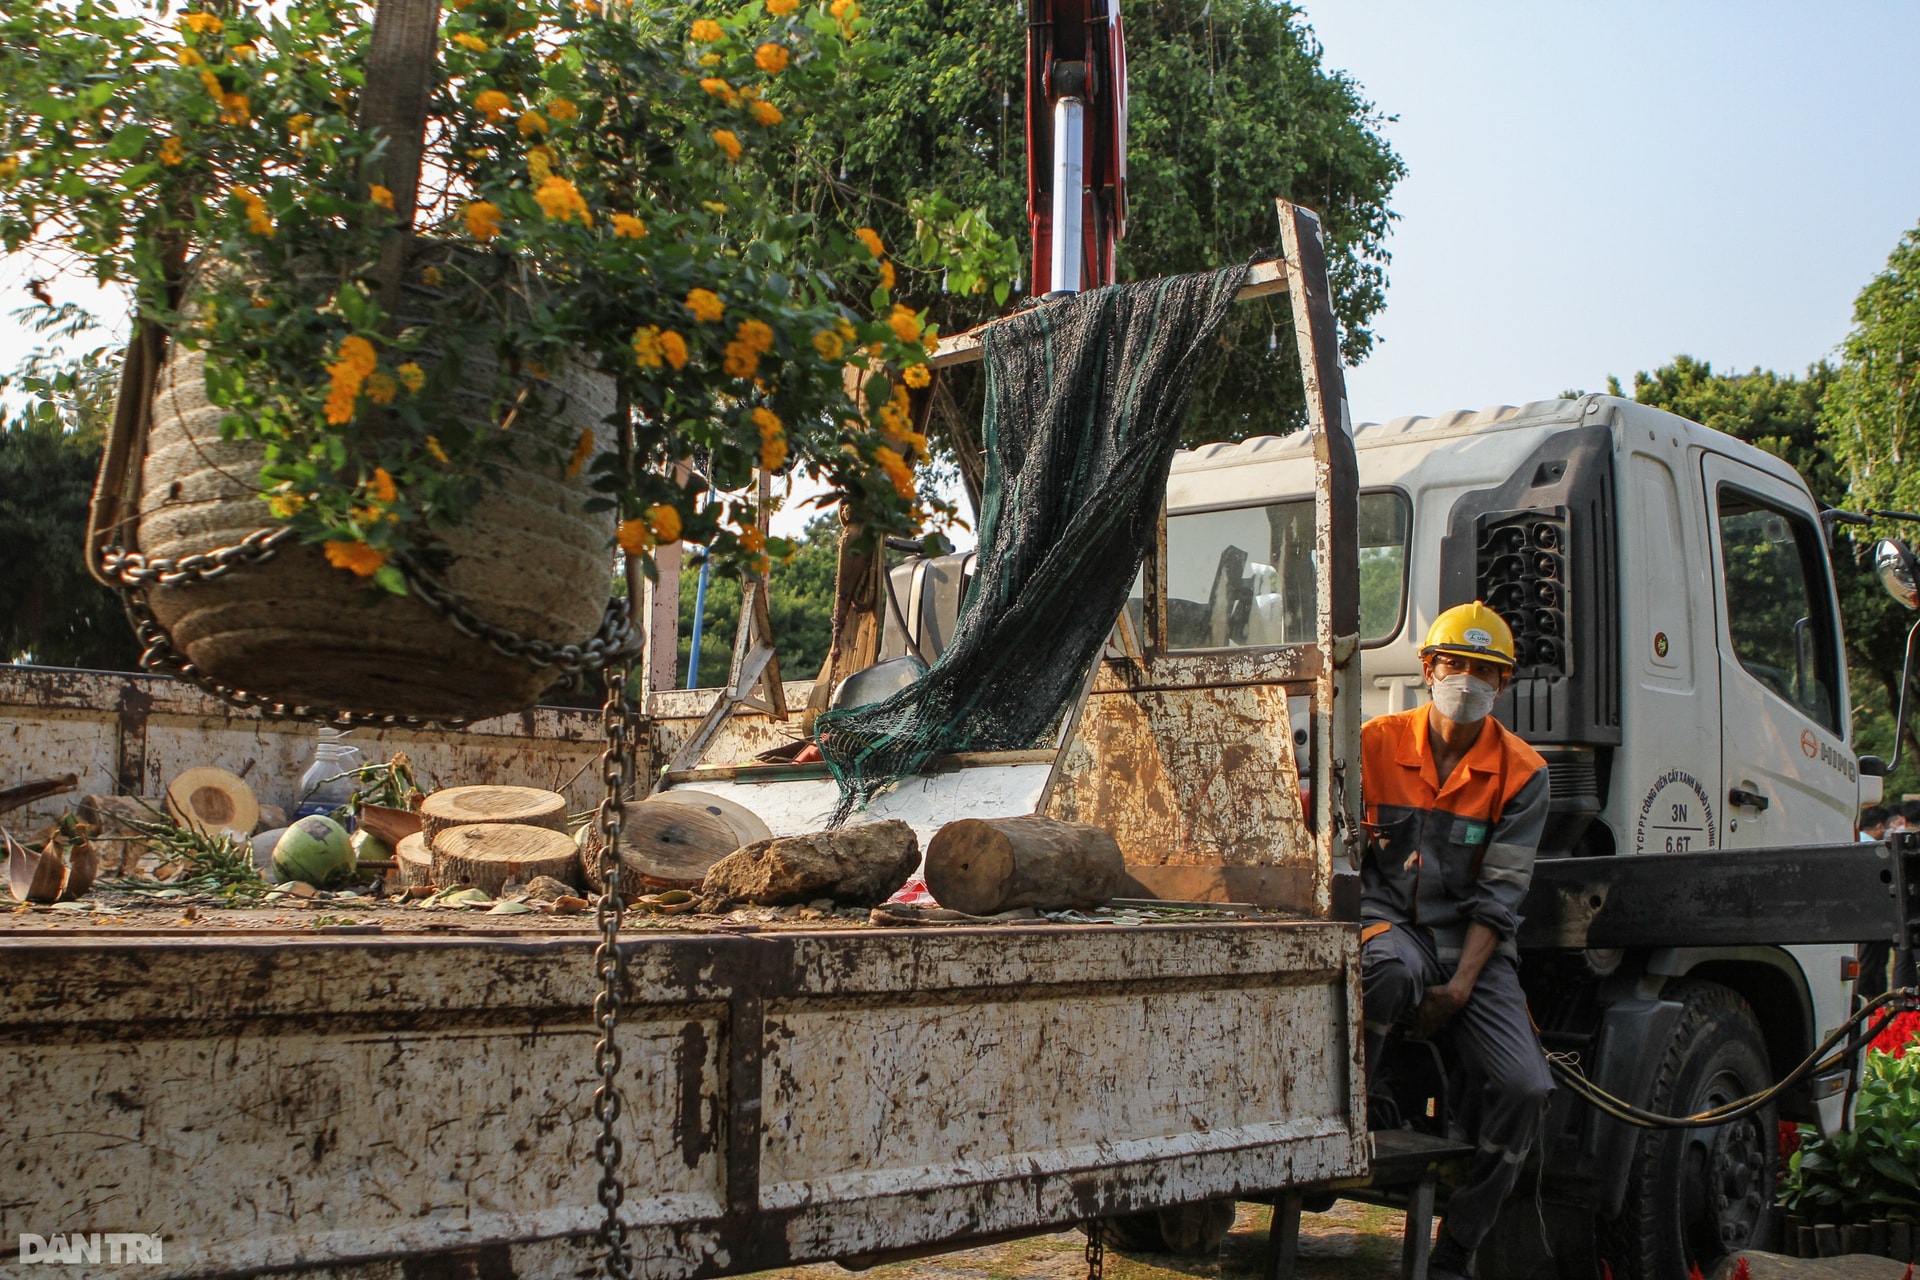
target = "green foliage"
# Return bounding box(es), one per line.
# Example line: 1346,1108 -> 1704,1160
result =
1824,222 -> 1920,514
1613,357 -> 1919,788
677,513 -> 839,687
2,0 -> 1003,585
1781,1049 -> 1920,1224
0,348 -> 141,670
819,0 -> 1403,450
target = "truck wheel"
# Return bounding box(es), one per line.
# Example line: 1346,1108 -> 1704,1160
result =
1085,1199 -> 1235,1255
1603,982 -> 1777,1280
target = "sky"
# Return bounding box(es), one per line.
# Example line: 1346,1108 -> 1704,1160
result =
6,2 -> 1919,523
1298,0 -> 1920,427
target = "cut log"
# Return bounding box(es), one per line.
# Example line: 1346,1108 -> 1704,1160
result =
582,798 -> 743,895
702,820 -> 917,907
0,774 -> 79,817
166,767 -> 260,837
924,815 -> 1123,916
357,802 -> 423,847
420,785 -> 567,844
395,832 -> 434,889
431,822 -> 578,896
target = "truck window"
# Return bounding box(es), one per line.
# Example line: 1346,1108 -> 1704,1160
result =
1160,491 -> 1409,650
1715,486 -> 1840,732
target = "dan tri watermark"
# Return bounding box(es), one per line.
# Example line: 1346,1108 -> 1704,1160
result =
18,1233 -> 164,1265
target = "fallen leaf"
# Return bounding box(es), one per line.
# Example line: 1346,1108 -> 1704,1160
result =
487,900 -> 534,915
283,881 -> 317,899
551,895 -> 589,915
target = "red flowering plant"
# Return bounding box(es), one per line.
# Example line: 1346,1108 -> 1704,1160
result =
1780,1009 -> 1920,1228
0,0 -> 1012,592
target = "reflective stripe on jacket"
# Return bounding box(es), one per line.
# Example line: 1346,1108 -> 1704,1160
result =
1359,704 -> 1550,962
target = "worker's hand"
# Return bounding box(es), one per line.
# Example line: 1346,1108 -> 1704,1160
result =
1413,982 -> 1469,1037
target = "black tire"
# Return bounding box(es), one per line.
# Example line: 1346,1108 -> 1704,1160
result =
1084,1199 -> 1236,1255
1602,982 -> 1778,1280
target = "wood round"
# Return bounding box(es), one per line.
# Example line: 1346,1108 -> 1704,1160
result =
924,815 -> 1122,916
165,767 -> 260,837
395,832 -> 433,889
430,822 -> 579,897
420,785 -> 567,844
582,798 -> 744,894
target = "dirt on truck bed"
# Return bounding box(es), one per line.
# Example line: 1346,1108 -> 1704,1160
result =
0,882 -> 1277,936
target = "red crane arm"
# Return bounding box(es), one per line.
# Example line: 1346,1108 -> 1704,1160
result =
1025,0 -> 1127,296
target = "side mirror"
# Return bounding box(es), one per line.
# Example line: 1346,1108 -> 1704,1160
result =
1860,755 -> 1889,777
1876,538 -> 1920,609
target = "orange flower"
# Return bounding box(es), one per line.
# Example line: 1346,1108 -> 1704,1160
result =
368,467 -> 398,502
722,341 -> 759,379
735,318 -> 775,354
711,129 -> 742,162
754,42 -> 789,74
518,110 -> 548,137
219,93 -> 250,125
751,406 -> 783,438
646,503 -> 683,543
177,47 -> 204,66
452,32 -> 488,52
526,144 -> 556,183
397,362 -> 426,392
472,89 -> 512,121
659,330 -> 689,370
547,98 -> 579,121
874,446 -> 915,499
464,200 -> 503,240
877,259 -> 895,291
700,77 -> 738,106
369,183 -> 395,210
568,428 -> 595,477
231,184 -> 273,237
420,265 -> 444,287
684,288 -> 725,322
611,213 -> 647,239
740,525 -> 767,554
324,540 -> 387,577
854,226 -> 884,258
425,434 -> 450,463
830,0 -> 860,20
888,303 -> 922,343
811,329 -> 844,361
365,373 -> 398,405
760,435 -> 788,471
617,519 -> 655,554
766,0 -> 799,13
267,490 -> 306,518
158,136 -> 185,166
903,363 -> 931,389
749,100 -> 783,127
690,18 -> 724,42
533,175 -> 591,225
180,12 -> 223,34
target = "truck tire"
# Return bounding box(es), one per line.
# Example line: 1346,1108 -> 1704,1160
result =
1602,982 -> 1777,1280
1085,1199 -> 1236,1255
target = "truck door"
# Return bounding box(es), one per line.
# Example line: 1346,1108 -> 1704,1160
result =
1700,453 -> 1854,847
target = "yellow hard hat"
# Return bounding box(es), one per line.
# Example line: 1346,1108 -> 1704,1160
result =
1421,601 -> 1516,667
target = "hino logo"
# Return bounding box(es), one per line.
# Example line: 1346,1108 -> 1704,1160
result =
18,1233 -> 164,1265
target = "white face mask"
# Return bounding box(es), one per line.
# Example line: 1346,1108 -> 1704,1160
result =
1430,673 -> 1498,724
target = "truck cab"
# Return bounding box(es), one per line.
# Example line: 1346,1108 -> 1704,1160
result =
1156,393 -> 1871,1277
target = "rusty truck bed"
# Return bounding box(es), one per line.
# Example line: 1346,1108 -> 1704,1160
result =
0,916 -> 1364,1279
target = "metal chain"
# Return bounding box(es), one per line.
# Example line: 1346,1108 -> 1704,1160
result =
1083,1218 -> 1105,1280
100,529 -> 638,725
592,669 -> 634,1279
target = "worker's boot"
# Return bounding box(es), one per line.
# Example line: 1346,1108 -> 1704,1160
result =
1427,1226 -> 1472,1280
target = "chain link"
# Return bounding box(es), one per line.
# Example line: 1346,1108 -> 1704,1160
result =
1083,1218 -> 1104,1280
99,529 -> 638,725
592,669 -> 634,1279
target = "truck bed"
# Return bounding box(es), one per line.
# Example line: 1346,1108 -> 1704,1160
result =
0,912 -> 1365,1278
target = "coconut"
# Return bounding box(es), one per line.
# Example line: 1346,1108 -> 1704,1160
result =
351,828 -> 393,864
272,815 -> 355,887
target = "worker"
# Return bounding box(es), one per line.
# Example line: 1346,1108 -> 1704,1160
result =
1859,805 -> 1890,841
1359,601 -> 1553,1280
1857,804 -> 1918,1003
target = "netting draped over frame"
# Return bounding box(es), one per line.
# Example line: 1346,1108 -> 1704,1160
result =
816,263 -> 1251,812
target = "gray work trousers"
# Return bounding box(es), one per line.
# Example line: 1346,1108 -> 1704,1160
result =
1362,923 -> 1553,1254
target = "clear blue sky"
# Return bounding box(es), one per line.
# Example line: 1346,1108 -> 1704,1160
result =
1297,0 -> 1920,426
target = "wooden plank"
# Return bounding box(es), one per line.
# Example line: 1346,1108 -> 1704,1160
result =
928,259 -> 1287,370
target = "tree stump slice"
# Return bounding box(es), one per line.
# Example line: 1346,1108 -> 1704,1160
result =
430,822 -> 578,896
166,767 -> 260,837
925,815 -> 1123,916
582,798 -> 743,894
420,785 -> 567,844
396,832 -> 433,889
702,820 -> 918,906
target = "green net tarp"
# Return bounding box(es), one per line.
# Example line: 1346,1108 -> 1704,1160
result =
817,263 -> 1251,813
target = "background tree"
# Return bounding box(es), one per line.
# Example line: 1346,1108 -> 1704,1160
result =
1824,222 -> 1920,513
0,345 -> 141,670
1609,356 -> 1919,789
675,514 -> 840,688
813,0 -> 1404,496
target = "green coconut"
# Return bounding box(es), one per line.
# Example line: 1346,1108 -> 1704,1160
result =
272,815 -> 355,887
351,828 -> 393,864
